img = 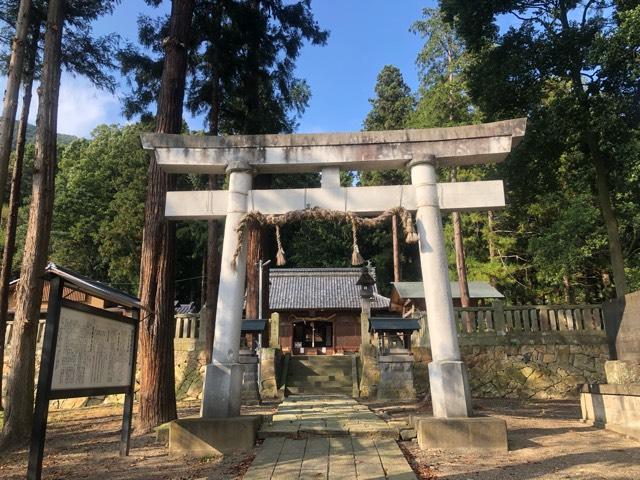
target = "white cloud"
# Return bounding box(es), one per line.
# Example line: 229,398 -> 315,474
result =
54,74 -> 121,138
1,72 -> 123,139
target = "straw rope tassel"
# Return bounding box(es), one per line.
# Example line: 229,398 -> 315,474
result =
275,225 -> 286,266
351,220 -> 364,266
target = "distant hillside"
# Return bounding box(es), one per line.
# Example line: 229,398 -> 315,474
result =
14,122 -> 77,147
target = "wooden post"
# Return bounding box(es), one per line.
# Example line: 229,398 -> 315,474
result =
27,277 -> 63,480
120,308 -> 139,457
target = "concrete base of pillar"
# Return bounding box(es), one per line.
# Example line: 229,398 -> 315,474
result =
201,361 -> 243,418
412,416 -> 508,453
168,416 -> 262,456
429,360 -> 472,417
581,383 -> 640,441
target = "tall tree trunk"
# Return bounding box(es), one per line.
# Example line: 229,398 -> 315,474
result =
1,0 -> 63,447
487,210 -> 496,260
245,176 -> 270,319
0,0 -> 32,209
392,214 -> 400,283
450,168 -> 471,330
0,29 -> 38,410
562,274 -> 575,304
245,225 -> 263,319
558,4 -> 628,299
200,249 -> 206,308
487,210 -> 498,287
138,0 -> 194,432
587,137 -> 627,298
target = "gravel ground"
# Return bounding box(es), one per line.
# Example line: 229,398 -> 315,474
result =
1,398 -> 639,479
372,398 -> 640,480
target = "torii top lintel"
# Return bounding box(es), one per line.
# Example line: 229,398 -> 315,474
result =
141,118 -> 527,175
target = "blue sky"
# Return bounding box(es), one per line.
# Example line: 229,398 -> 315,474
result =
8,0 -> 435,138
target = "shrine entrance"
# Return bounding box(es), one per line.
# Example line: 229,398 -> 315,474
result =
292,320 -> 333,355
142,118 -> 526,421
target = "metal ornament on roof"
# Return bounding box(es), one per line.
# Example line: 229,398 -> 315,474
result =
231,206 -> 419,269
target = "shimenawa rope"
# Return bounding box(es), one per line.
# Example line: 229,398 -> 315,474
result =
231,207 -> 419,269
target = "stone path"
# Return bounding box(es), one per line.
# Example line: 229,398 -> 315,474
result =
258,395 -> 397,439
244,396 -> 416,480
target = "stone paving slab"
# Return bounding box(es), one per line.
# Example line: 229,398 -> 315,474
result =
245,395 -> 416,479
259,395 -> 398,440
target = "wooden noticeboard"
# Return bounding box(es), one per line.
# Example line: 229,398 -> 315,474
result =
27,276 -> 140,480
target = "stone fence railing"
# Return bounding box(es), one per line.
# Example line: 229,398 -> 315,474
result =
452,301 -> 604,334
3,303 -> 604,352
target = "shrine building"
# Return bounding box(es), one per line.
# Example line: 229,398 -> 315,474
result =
268,267 -> 390,355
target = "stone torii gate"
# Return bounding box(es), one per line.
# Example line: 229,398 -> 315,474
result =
142,118 -> 526,421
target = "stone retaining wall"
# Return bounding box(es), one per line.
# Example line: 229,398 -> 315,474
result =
3,330 -> 608,408
414,331 -> 609,399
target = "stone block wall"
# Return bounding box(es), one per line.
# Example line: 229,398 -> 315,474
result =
3,329 -> 608,409
414,331 -> 609,399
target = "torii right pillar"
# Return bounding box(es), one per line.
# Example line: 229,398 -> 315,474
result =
411,154 -> 472,418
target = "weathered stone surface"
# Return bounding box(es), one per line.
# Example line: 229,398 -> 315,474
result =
400,428 -> 417,440
605,360 -> 640,385
260,396 -> 396,440
415,416 -> 508,453
581,384 -> 640,442
155,422 -> 171,444
603,290 -> 640,362
143,119 -> 527,175
5,326 -> 610,411
358,344 -> 379,398
414,333 -> 609,400
259,347 -> 281,399
377,354 -> 416,401
169,415 -> 262,456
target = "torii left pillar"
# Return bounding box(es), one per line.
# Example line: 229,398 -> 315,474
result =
201,160 -> 252,418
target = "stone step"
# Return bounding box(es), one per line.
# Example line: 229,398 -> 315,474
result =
290,358 -> 352,365
286,386 -> 352,395
289,372 -> 351,381
286,355 -> 355,399
287,380 -> 352,389
289,363 -> 351,375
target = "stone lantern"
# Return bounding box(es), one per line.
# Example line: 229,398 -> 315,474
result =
356,265 -> 375,300
356,265 -> 375,346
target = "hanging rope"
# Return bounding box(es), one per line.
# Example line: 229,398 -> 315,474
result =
275,225 -> 286,266
351,219 -> 365,266
231,206 -> 419,269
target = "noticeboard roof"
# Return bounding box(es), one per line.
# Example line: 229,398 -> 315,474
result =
46,262 -> 142,310
242,319 -> 267,332
369,317 -> 421,332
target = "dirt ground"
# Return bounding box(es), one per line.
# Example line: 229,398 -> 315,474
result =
370,398 -> 640,480
1,398 -> 639,479
0,401 -> 277,480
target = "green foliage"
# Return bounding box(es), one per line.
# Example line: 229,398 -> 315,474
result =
361,65 -> 414,187
0,0 -> 121,91
49,124 -> 150,293
363,65 -> 415,132
120,0 -> 328,134
439,1 -> 640,301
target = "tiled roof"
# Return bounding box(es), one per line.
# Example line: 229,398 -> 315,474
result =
392,281 -> 504,299
175,301 -> 198,314
269,268 -> 390,311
